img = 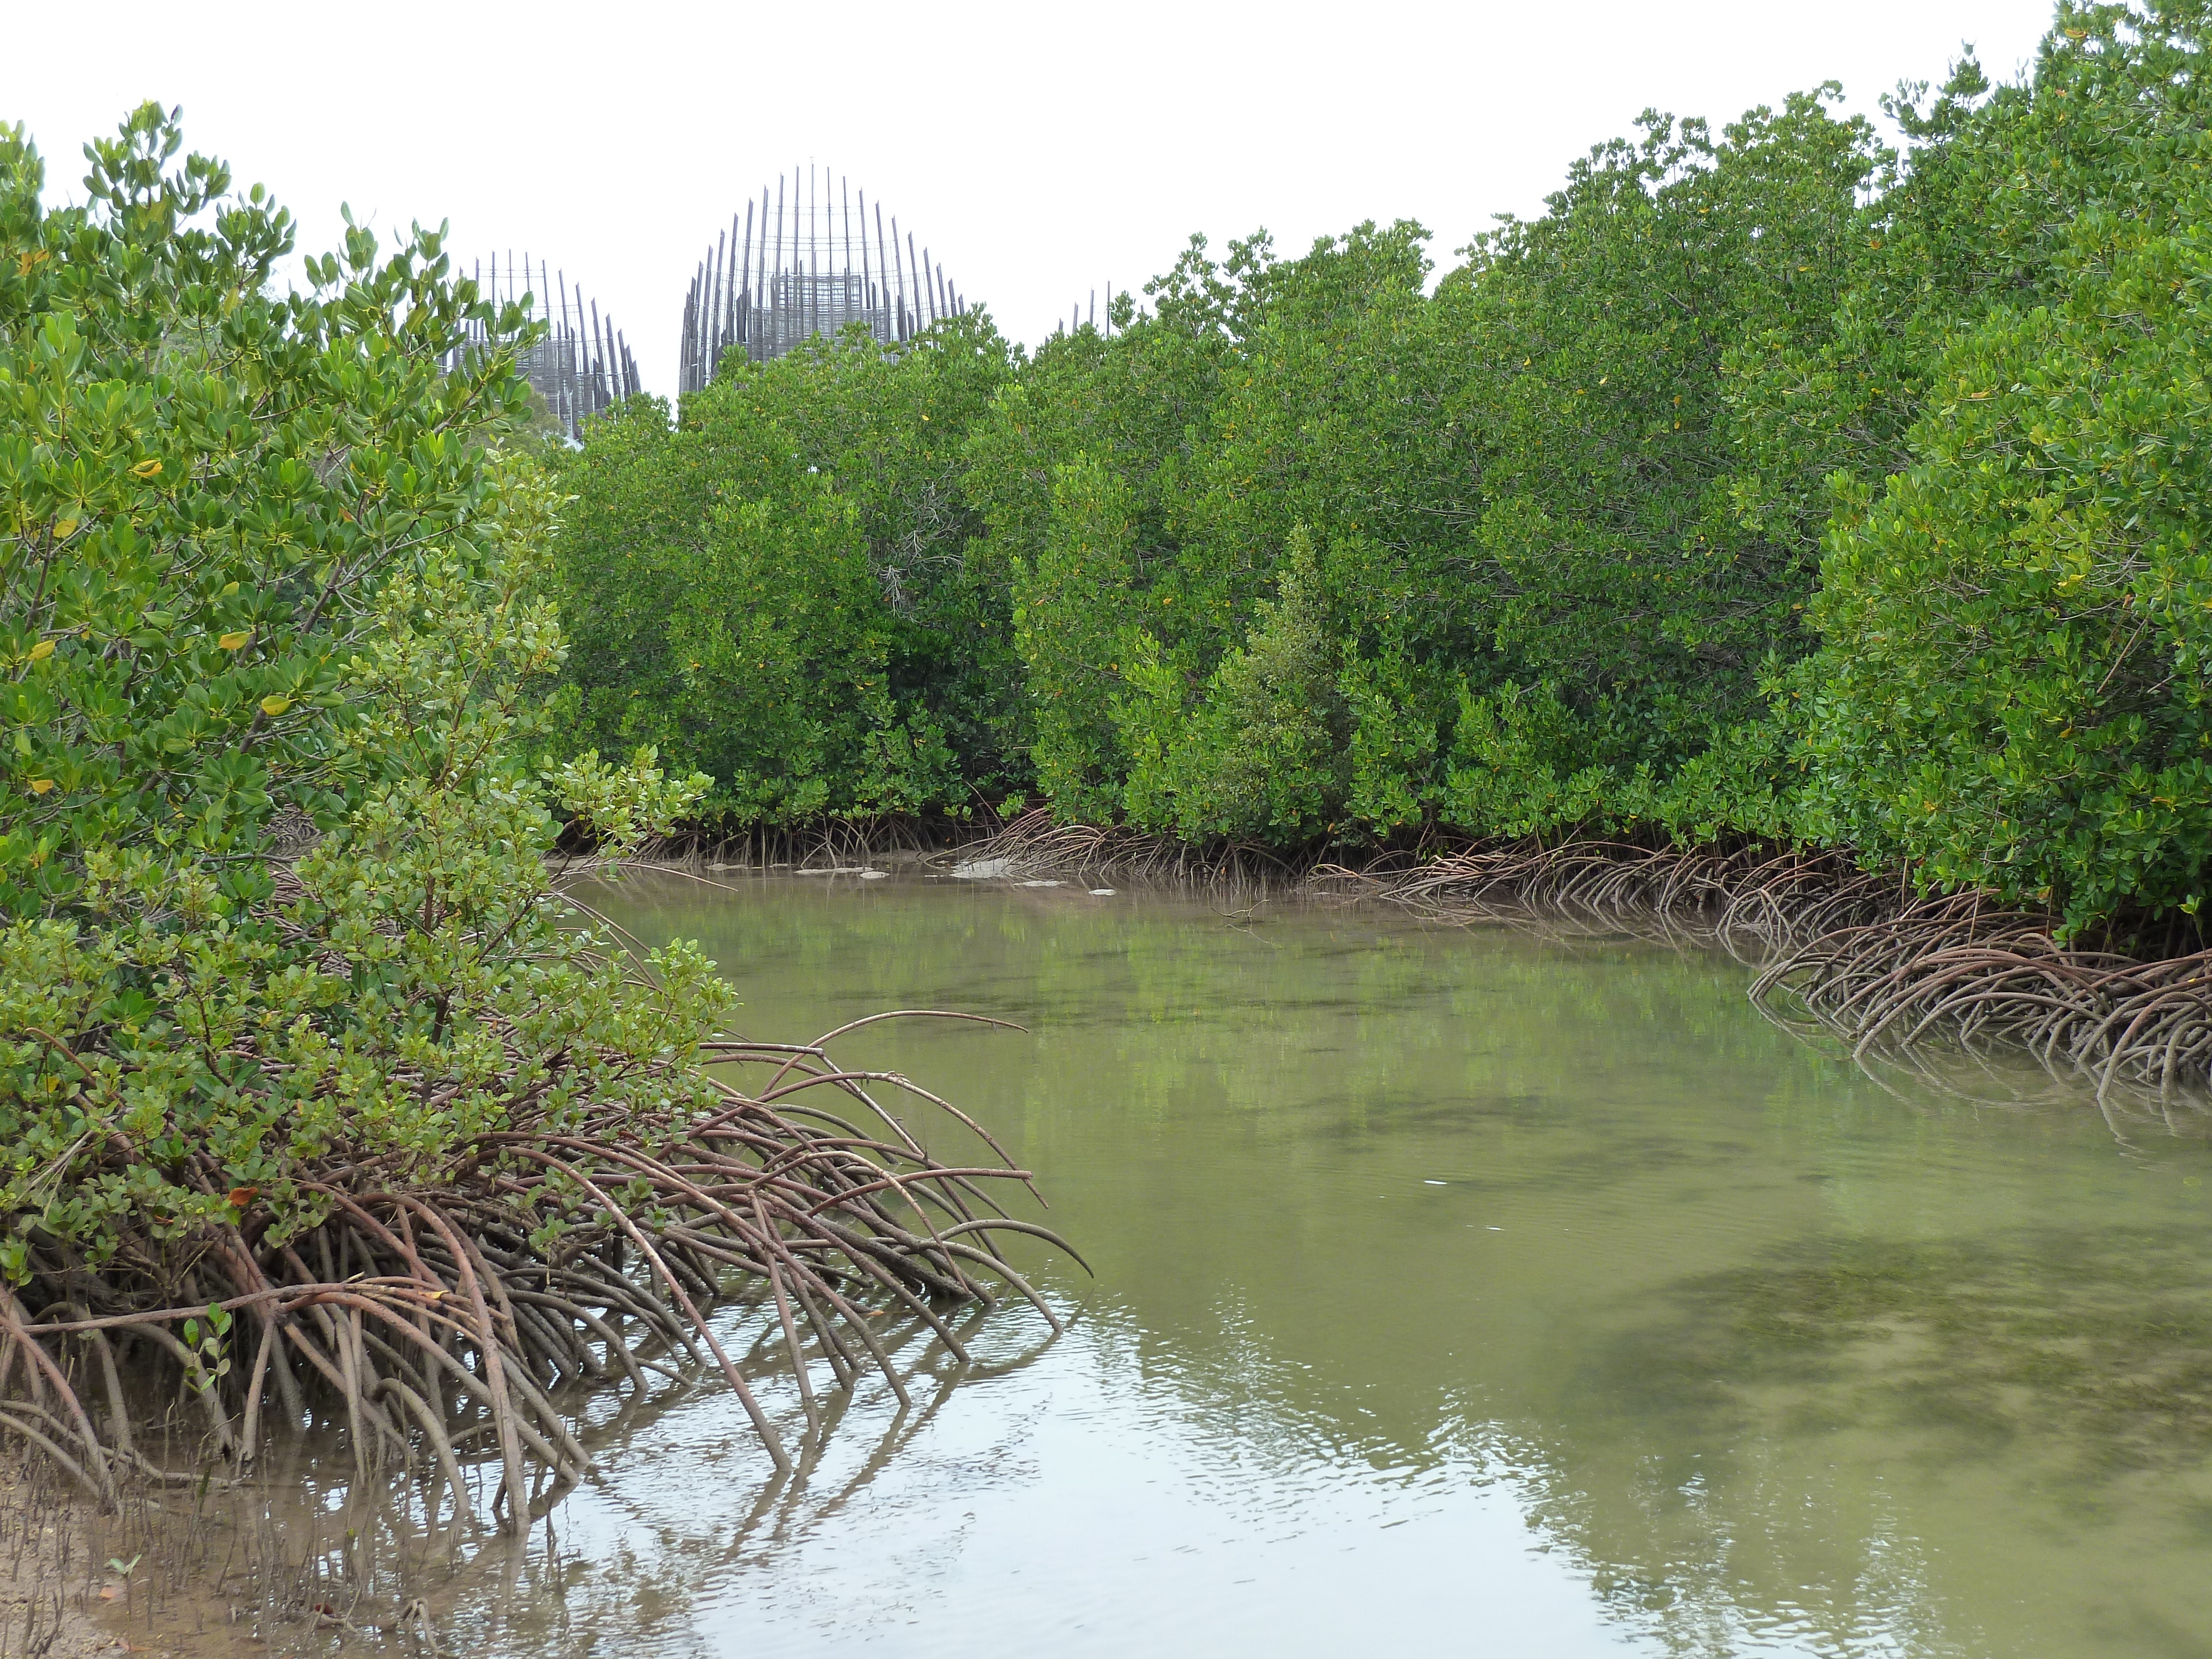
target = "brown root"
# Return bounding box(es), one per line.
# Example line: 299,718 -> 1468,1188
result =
0,1014 -> 1080,1531
1320,839 -> 2212,1107
947,806 -> 1308,891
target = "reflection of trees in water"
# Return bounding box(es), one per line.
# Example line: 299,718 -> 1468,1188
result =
557,880 -> 2212,1656
200,1222 -> 2212,1658
190,1295 -> 1070,1656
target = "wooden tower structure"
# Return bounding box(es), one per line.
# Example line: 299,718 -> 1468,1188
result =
443,252 -> 640,443
680,167 -> 968,393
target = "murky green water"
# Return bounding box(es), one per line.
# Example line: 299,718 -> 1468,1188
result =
465,873 -> 2212,1657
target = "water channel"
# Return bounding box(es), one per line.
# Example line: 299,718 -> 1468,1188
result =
431,872 -> 2212,1657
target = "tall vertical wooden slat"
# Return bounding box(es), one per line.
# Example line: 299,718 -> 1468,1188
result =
722,212 -> 739,365
697,265 -> 709,389
875,201 -> 893,341
679,274 -> 692,397
682,270 -> 699,395
708,231 -> 726,380
568,269 -> 583,422
717,222 -> 730,373
536,258 -> 550,411
590,299 -> 606,408
739,200 -> 756,359
858,190 -> 874,340
772,173 -> 786,361
890,217 -> 907,341
712,227 -> 728,378
557,268 -> 574,428
708,231 -> 726,387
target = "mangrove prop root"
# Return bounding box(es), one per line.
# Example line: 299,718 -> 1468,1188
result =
0,1016 -> 1079,1529
1316,840 -> 2212,1104
953,806 -> 1307,889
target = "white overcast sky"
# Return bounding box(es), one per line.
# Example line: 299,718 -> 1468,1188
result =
6,0 -> 2056,396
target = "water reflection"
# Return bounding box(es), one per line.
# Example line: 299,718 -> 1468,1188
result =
425,875 -> 2212,1657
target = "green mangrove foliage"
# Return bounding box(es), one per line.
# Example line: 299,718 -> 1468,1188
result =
1786,5 -> 2212,932
3,111 -> 1076,1511
0,104 -> 710,1287
544,316 -> 1023,821
542,1 -> 2212,935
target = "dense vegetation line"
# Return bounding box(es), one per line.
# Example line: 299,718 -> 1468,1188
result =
0,107 -> 1070,1519
546,1 -> 2212,950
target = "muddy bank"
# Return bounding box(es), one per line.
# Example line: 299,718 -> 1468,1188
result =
0,1451 -> 284,1659
0,1458 -> 121,1658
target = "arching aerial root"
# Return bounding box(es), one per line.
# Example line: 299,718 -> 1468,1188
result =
1,1016 -> 1081,1529
1314,842 -> 2212,1105
951,807 -> 1308,889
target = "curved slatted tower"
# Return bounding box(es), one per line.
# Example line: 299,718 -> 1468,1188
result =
679,167 -> 969,394
442,252 -> 641,444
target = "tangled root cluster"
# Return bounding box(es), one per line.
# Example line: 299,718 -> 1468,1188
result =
952,807 -> 1306,888
1317,841 -> 2212,1105
1,1015 -> 1077,1531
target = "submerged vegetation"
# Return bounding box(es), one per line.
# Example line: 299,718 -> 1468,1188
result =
0,106 -> 1067,1516
547,1 -> 2212,955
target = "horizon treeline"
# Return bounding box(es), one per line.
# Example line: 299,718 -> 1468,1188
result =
541,1 -> 2212,938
